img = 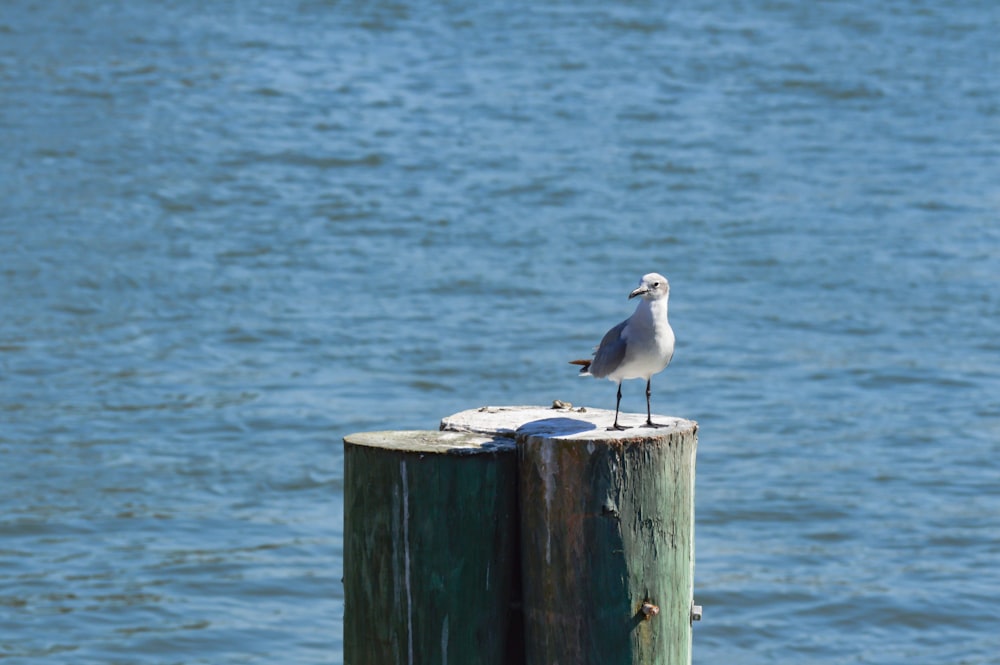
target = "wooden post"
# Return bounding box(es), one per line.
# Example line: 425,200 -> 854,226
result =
343,430 -> 519,665
443,406 -> 698,665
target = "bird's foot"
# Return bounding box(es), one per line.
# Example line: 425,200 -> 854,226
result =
645,420 -> 668,428
608,424 -> 630,431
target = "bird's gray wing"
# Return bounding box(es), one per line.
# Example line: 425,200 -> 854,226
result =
588,319 -> 628,378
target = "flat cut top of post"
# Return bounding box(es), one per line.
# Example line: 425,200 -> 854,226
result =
441,405 -> 696,440
344,430 -> 516,455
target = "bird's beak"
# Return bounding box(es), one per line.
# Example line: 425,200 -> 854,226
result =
628,286 -> 647,300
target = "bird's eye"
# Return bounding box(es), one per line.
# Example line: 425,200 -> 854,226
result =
653,282 -> 660,288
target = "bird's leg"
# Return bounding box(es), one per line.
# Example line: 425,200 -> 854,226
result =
645,378 -> 666,428
609,382 -> 629,431
646,379 -> 653,425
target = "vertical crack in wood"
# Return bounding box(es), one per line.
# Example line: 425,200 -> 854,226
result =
401,460 -> 414,665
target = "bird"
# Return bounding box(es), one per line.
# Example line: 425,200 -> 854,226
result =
570,272 -> 675,430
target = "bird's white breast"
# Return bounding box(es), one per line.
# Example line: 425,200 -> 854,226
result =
609,299 -> 674,381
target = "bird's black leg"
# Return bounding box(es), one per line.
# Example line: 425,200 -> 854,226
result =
646,379 -> 653,426
609,382 -> 629,431
646,378 -> 666,428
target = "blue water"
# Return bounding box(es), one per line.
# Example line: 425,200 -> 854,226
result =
2,1 -> 999,663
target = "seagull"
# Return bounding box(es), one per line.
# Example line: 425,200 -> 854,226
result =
571,272 -> 675,430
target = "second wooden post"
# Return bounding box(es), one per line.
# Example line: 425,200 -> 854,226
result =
517,418 -> 698,665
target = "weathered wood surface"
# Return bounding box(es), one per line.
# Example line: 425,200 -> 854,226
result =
343,430 -> 519,665
443,406 -> 698,665
441,404 -> 691,437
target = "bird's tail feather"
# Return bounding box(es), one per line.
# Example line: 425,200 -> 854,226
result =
569,359 -> 592,376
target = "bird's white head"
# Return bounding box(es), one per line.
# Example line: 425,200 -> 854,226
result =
628,272 -> 670,301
